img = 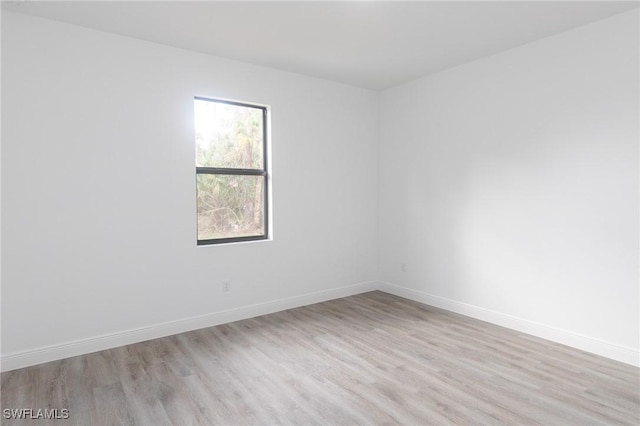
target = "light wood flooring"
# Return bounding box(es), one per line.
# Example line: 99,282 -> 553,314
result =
2,291 -> 639,425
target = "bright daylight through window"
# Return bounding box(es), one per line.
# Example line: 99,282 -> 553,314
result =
195,97 -> 269,245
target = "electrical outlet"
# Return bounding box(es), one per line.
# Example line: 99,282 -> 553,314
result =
222,281 -> 231,292
401,263 -> 407,272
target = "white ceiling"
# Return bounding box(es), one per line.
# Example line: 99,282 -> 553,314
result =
4,1 -> 639,90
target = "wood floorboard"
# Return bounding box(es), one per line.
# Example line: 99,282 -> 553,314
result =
2,291 -> 639,425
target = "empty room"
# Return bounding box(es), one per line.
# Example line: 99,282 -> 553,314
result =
1,1 -> 639,424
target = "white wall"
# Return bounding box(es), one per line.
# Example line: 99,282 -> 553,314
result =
1,11 -> 379,367
3,8 -> 639,370
379,10 -> 639,363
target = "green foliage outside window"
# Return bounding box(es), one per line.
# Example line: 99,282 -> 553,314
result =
195,99 -> 267,242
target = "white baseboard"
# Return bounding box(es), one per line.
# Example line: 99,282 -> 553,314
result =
378,281 -> 639,367
4,280 -> 638,371
1,281 -> 380,372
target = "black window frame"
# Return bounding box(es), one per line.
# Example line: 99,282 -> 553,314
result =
195,96 -> 269,246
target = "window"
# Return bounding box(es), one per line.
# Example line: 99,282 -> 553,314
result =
195,97 -> 269,245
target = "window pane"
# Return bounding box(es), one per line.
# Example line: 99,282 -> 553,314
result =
195,99 -> 264,169
197,174 -> 265,240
